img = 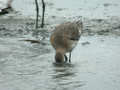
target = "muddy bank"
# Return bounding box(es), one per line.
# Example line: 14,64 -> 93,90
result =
83,17 -> 120,36
0,0 -> 120,38
0,16 -> 120,39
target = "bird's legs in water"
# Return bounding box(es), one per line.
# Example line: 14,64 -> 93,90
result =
64,55 -> 68,62
69,52 -> 71,62
64,52 -> 71,63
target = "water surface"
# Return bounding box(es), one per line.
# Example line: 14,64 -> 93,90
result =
0,36 -> 120,90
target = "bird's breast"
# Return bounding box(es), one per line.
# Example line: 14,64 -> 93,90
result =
67,40 -> 78,52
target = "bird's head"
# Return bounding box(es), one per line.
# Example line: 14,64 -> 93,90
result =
55,51 -> 65,63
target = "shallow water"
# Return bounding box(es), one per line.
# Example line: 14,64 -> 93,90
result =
0,35 -> 120,90
0,0 -> 120,90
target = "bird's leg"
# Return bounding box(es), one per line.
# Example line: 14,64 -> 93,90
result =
69,52 -> 71,62
64,54 -> 68,63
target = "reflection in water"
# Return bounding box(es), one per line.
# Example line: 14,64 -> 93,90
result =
52,63 -> 75,79
50,63 -> 85,90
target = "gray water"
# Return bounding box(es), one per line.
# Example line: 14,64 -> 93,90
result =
0,0 -> 120,90
0,36 -> 120,90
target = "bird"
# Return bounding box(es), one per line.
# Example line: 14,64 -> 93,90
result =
0,0 -> 13,15
50,21 -> 83,63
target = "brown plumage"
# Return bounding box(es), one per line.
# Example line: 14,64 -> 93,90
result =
50,21 -> 83,63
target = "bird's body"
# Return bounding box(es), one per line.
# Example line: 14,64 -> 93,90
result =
50,21 -> 83,63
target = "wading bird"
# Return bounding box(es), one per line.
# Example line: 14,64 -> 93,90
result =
50,21 -> 83,63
